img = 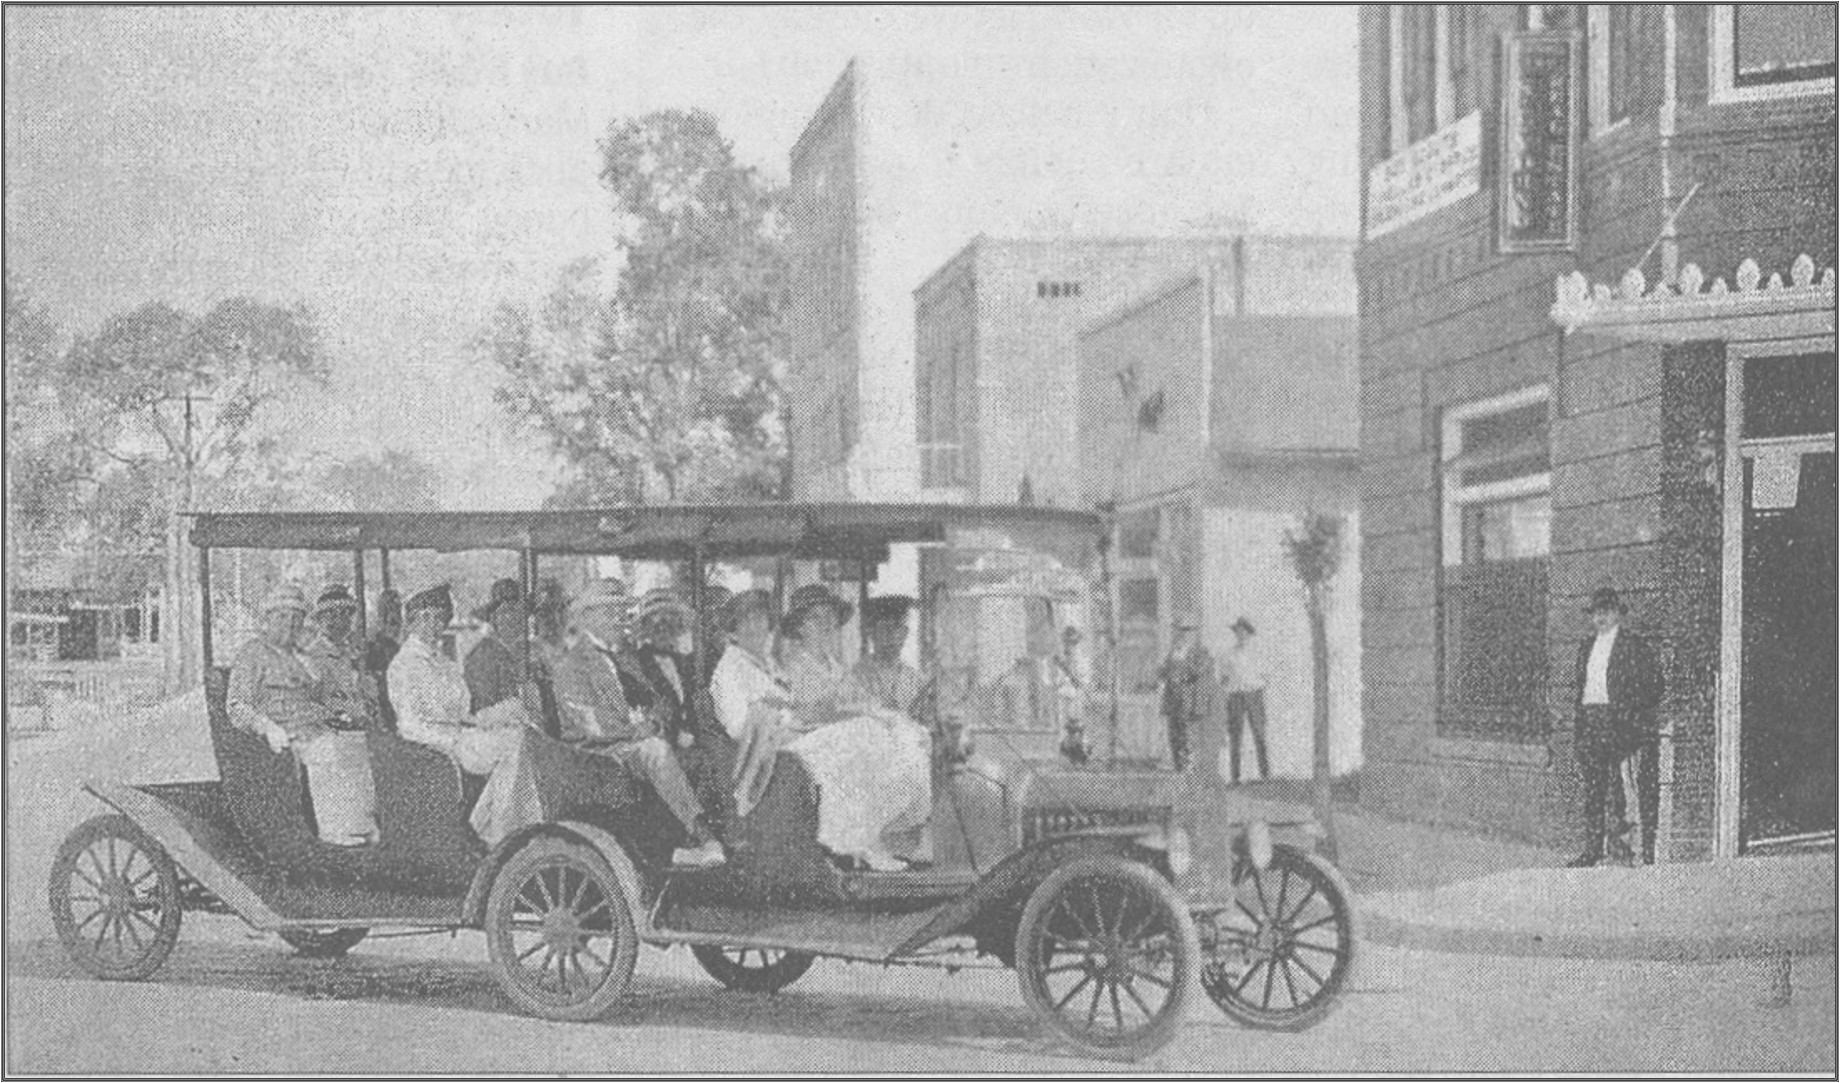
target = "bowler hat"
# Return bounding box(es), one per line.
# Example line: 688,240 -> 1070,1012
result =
472,577 -> 525,622
1585,587 -> 1627,614
786,584 -> 853,626
404,584 -> 454,620
1231,616 -> 1257,636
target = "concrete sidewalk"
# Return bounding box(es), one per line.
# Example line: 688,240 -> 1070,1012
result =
1332,806 -> 1835,964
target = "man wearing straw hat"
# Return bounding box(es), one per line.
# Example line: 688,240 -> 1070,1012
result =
227,583 -> 379,847
553,579 -> 726,868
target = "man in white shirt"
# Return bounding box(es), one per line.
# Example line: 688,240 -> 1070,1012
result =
1568,587 -> 1664,868
389,584 -> 542,848
1220,617 -> 1270,782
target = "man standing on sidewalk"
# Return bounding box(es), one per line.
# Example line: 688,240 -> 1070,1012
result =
1568,587 -> 1664,867
1221,616 -> 1271,783
1150,618 -> 1213,772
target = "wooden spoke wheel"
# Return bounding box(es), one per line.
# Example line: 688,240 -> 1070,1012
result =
1016,854 -> 1200,1058
279,927 -> 370,958
691,945 -> 816,994
49,814 -> 183,981
485,837 -> 638,1022
1199,844 -> 1356,1031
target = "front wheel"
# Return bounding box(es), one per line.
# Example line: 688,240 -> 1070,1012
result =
49,814 -> 183,980
279,928 -> 370,958
1016,854 -> 1200,1058
484,836 -> 638,1022
1198,844 -> 1356,1031
691,945 -> 815,994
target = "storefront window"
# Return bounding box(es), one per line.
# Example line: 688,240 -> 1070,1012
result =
1733,4 -> 1837,86
1440,387 -> 1552,739
1742,353 -> 1837,439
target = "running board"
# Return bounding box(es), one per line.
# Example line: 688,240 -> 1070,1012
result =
645,903 -> 946,962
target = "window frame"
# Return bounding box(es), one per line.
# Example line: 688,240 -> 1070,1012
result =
1437,385 -> 1553,740
1440,385 -> 1552,568
1710,4 -> 1837,104
1387,4 -> 1475,156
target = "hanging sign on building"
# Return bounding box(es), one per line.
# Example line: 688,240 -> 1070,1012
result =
1498,31 -> 1580,253
1366,111 -> 1482,240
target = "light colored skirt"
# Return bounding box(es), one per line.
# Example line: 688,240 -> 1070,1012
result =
296,730 -> 379,844
452,727 -> 544,848
789,710 -> 931,862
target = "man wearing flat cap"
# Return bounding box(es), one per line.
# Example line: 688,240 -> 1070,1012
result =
1568,586 -> 1664,867
1147,616 -> 1214,774
227,583 -> 379,846
389,584 -> 542,848
552,579 -> 725,868
299,584 -> 380,732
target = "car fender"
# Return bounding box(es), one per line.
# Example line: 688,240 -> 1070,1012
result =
888,830 -> 1155,958
462,819 -> 646,928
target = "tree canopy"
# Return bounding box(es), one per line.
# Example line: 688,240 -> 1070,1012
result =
484,108 -> 788,507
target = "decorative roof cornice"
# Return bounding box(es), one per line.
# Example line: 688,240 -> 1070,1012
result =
1551,254 -> 1836,345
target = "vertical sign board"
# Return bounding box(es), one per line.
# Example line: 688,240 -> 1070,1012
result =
1366,112 -> 1483,240
1498,32 -> 1580,253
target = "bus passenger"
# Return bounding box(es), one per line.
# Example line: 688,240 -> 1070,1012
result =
227,583 -> 379,847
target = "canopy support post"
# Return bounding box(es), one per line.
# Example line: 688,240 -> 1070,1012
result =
198,547 -> 214,671
353,550 -> 367,641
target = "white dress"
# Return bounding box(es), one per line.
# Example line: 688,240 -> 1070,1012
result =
781,649 -> 932,863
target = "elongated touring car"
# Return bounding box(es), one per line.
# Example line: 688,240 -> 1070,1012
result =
49,504 -> 1355,1057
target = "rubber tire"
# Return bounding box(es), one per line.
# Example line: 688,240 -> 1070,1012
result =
484,835 -> 638,1023
49,814 -> 183,981
690,945 -> 816,994
1201,844 -> 1357,1032
279,927 -> 370,958
1015,853 -> 1200,1059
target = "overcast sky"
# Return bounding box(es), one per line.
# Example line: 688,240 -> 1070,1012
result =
4,6 -> 1358,508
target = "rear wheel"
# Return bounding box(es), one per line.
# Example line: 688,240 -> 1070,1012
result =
1199,844 -> 1356,1031
690,945 -> 815,994
485,836 -> 638,1022
1016,854 -> 1199,1058
49,814 -> 183,981
279,927 -> 370,958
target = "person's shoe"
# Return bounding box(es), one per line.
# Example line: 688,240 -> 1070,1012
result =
672,838 -> 727,869
1563,852 -> 1601,868
860,849 -> 909,873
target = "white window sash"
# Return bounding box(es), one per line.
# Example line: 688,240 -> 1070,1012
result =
1710,4 -> 1837,104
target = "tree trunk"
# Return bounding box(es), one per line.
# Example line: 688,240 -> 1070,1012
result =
1308,591 -> 1337,862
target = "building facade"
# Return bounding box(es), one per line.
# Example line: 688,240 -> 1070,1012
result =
914,235 -> 1265,506
1078,238 -> 1362,771
1357,4 -> 1834,858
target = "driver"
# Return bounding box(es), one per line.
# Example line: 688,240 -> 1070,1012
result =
227,583 -> 379,847
388,584 -> 543,848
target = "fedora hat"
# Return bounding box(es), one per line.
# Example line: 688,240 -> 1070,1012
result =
1231,616 -> 1257,636
1585,587 -> 1628,614
861,594 -> 914,626
472,577 -> 525,622
786,584 -> 853,626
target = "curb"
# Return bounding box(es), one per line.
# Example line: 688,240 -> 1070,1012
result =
1358,906 -> 1835,962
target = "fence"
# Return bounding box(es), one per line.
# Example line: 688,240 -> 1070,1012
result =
7,659 -> 166,734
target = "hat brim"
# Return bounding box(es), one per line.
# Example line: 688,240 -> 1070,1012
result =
1584,601 -> 1627,613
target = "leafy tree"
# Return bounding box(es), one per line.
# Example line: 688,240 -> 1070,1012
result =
58,298 -> 331,692
4,278 -> 84,556
1285,511 -> 1345,862
318,448 -> 444,513
485,109 -> 788,506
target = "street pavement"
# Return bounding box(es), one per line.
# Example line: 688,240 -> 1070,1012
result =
6,703 -> 1836,1074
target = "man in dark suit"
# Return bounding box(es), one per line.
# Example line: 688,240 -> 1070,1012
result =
1568,587 -> 1665,867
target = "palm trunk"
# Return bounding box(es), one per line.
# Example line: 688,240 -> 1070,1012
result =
1308,590 -> 1337,862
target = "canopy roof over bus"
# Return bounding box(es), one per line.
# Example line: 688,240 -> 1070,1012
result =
186,503 -> 1104,563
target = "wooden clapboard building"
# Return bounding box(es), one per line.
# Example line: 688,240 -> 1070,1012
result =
1356,5 -> 1834,860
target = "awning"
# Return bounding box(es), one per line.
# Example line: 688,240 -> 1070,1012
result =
1551,254 -> 1835,346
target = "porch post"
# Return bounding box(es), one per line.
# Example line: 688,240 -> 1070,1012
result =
1716,352 -> 1745,858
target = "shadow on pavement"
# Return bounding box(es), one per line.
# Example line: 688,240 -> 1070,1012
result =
7,937 -> 1083,1061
